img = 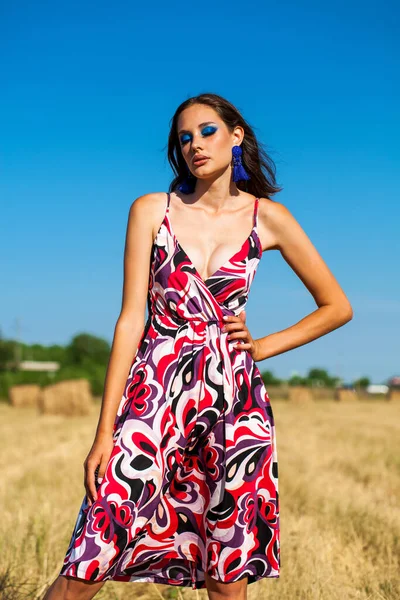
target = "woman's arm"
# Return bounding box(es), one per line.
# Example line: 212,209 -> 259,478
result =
94,194 -> 159,438
84,193 -> 163,505
254,199 -> 353,362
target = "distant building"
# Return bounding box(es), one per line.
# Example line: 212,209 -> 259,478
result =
6,360 -> 60,372
366,384 -> 389,394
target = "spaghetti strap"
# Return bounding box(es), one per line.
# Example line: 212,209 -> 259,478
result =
253,196 -> 259,229
166,191 -> 171,213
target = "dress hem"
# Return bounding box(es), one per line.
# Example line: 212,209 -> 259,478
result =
59,566 -> 280,591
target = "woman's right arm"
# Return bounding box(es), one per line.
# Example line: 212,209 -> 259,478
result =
84,192 -> 161,506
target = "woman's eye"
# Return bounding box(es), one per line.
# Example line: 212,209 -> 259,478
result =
202,126 -> 217,136
179,126 -> 217,146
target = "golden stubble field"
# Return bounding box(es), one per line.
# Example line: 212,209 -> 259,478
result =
0,398 -> 399,600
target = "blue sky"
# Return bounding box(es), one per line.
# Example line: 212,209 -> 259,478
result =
1,1 -> 398,384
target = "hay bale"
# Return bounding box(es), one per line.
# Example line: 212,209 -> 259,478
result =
263,384 -> 289,401
388,388 -> 400,401
335,388 -> 358,402
9,384 -> 41,407
311,387 -> 335,401
38,379 -> 93,416
288,386 -> 313,402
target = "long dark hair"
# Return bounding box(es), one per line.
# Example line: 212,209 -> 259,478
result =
166,93 -> 283,199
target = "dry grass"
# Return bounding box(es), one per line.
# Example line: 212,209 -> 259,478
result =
0,399 -> 399,600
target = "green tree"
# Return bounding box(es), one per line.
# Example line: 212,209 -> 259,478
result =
288,374 -> 308,386
306,368 -> 339,388
66,333 -> 111,367
260,370 -> 282,385
354,376 -> 370,388
0,328 -> 15,370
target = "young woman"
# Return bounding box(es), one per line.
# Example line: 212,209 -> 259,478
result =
44,93 -> 352,600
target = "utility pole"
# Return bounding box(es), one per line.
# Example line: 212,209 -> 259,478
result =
13,317 -> 22,369
336,350 -> 344,386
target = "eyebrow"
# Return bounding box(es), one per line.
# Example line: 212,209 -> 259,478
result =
178,121 -> 218,135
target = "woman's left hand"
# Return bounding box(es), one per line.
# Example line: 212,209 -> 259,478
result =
222,310 -> 261,361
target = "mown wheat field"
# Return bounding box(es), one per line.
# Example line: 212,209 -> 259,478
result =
1,398 -> 399,600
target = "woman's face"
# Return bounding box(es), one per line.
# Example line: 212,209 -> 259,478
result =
177,104 -> 243,180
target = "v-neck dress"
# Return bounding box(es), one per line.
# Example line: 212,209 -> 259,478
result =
59,192 -> 280,590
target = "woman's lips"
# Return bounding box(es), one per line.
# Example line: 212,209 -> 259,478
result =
193,157 -> 209,166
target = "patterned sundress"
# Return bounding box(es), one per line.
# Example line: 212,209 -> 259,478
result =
59,191 -> 280,590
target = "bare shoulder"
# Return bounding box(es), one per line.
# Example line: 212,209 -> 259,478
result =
128,191 -> 169,239
257,196 -> 294,251
129,191 -> 167,215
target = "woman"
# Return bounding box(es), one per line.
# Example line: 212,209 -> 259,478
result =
44,93 -> 353,600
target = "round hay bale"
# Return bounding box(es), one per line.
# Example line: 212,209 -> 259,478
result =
38,378 -> 93,416
311,387 -> 334,401
335,388 -> 358,402
264,384 -> 289,400
9,384 -> 41,407
288,386 -> 313,402
388,388 -> 400,402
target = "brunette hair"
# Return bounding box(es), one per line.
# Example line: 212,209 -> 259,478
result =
166,92 -> 283,199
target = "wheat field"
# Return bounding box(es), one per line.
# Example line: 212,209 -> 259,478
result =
0,398 -> 399,600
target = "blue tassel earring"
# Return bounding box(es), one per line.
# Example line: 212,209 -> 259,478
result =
177,165 -> 196,194
232,145 -> 250,182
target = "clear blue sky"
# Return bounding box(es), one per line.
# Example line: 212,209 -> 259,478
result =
1,1 -> 398,384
